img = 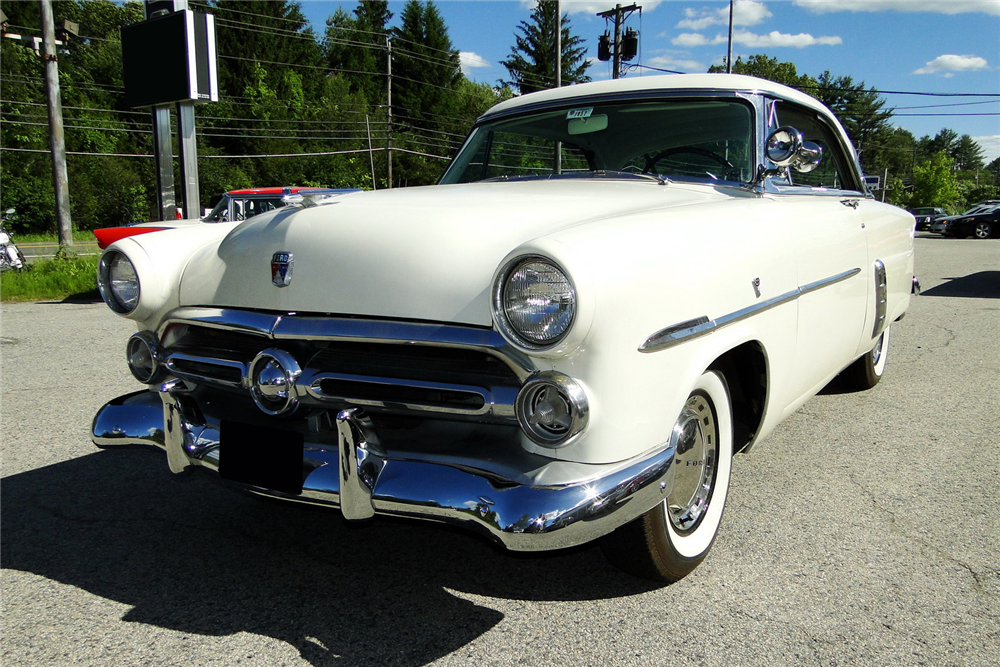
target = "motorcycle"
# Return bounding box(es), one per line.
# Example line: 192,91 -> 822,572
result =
1,208 -> 27,271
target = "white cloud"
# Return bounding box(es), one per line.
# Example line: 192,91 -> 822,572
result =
459,52 -> 491,76
648,55 -> 707,73
672,33 -> 712,47
733,29 -> 842,48
672,29 -> 842,49
794,0 -> 1000,15
529,0 -> 667,15
973,135 -> 1000,164
676,1 -> 772,30
913,54 -> 990,76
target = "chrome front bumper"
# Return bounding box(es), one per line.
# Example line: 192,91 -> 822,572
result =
93,387 -> 676,552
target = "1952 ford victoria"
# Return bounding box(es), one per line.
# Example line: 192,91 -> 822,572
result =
93,74 -> 916,581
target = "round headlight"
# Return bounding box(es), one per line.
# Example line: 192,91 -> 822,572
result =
495,257 -> 576,349
98,251 -> 140,314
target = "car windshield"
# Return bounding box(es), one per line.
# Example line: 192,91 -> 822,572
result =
202,195 -> 286,222
203,196 -> 229,222
440,98 -> 755,186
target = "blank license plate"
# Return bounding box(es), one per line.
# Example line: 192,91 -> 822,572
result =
219,420 -> 304,495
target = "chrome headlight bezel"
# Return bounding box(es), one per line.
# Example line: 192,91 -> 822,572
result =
515,371 -> 589,448
126,330 -> 164,384
98,250 -> 140,315
493,255 -> 577,351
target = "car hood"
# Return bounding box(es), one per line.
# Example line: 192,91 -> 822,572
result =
178,179 -> 726,327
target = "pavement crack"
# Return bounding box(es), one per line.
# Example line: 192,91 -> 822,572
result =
845,470 -> 992,595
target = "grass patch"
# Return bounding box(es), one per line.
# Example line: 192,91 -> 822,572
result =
13,231 -> 97,244
1,255 -> 100,302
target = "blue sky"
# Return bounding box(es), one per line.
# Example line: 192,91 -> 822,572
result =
298,0 -> 1000,162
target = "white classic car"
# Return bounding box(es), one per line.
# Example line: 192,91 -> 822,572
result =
93,74 -> 916,582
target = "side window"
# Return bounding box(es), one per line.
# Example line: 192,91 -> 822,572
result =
774,102 -> 860,192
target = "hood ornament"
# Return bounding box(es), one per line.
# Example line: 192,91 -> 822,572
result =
271,252 -> 293,287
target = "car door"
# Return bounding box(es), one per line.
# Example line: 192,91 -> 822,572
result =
770,100 -> 872,403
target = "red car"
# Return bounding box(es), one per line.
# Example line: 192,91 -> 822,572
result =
94,187 -> 358,249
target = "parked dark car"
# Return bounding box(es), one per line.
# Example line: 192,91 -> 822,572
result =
943,207 -> 1000,239
909,207 -> 946,231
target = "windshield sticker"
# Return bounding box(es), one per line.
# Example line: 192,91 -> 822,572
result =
566,107 -> 594,119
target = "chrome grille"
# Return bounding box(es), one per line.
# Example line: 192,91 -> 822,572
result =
157,312 -> 527,424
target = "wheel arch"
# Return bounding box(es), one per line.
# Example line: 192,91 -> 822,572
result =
707,340 -> 768,454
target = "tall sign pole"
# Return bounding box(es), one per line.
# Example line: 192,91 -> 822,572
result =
38,0 -> 72,248
125,0 -> 216,220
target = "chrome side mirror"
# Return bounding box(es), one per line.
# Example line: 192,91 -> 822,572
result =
765,127 -> 822,173
794,141 -> 823,173
766,126 -> 802,167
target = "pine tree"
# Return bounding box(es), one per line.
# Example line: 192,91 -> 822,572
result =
392,0 -> 461,132
501,1 -> 590,94
324,1 -> 392,104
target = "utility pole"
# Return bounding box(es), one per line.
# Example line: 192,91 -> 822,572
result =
726,0 -> 734,73
38,0 -> 73,249
554,0 -> 561,175
596,4 -> 639,79
386,35 -> 393,189
555,0 -> 561,88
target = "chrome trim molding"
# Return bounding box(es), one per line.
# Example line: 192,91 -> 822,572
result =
92,388 -> 677,552
872,260 -> 887,339
639,268 -> 861,353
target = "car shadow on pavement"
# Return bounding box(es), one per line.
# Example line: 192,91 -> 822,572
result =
1,449 -> 656,667
920,271 -> 1000,299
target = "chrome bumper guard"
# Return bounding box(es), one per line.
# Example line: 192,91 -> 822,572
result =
93,388 -> 676,552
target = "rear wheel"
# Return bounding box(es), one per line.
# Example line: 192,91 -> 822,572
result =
841,327 -> 889,390
601,371 -> 733,582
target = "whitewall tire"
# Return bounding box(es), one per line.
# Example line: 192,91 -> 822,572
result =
602,370 -> 733,581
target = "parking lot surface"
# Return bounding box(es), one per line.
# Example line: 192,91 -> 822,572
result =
1,236 -> 997,667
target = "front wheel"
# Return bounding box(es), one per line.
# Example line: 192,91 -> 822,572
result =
601,370 -> 733,582
974,222 -> 993,239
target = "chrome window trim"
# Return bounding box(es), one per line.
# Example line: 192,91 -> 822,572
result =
639,268 -> 861,353
476,88 -> 760,125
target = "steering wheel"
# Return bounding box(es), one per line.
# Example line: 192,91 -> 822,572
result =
642,146 -> 734,175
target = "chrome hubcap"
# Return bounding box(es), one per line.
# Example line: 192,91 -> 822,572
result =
668,393 -> 718,533
872,332 -> 884,366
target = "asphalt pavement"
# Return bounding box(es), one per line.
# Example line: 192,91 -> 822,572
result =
1,235 -> 997,667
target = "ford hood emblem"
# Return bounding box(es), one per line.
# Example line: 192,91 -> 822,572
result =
271,252 -> 293,287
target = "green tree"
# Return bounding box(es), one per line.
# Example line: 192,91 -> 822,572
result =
951,134 -> 985,171
389,1 -> 464,185
910,152 -> 961,210
324,1 -> 392,103
501,0 -> 590,94
708,54 -> 816,90
813,72 -> 893,174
